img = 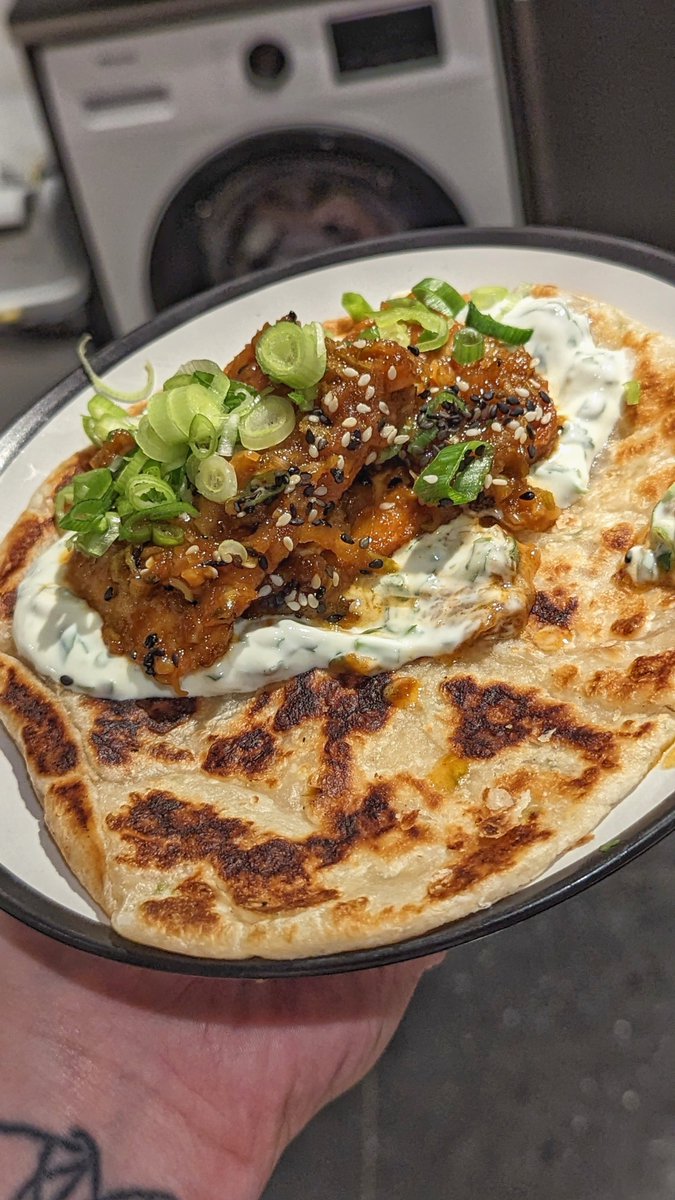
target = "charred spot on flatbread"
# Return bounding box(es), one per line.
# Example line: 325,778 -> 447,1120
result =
427,816 -> 551,900
0,513 -> 50,591
141,878 -> 221,937
601,522 -> 635,552
586,649 -> 675,703
610,605 -> 648,637
530,590 -> 579,628
87,697 -> 198,766
203,727 -> 277,778
442,677 -> 618,768
109,782 -> 397,913
50,779 -> 92,830
0,666 -> 78,776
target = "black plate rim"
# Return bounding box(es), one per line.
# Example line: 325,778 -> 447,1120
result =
1,223 -> 674,978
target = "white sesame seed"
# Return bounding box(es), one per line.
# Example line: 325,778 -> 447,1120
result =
343,366 -> 359,378
507,419 -> 519,431
366,451 -> 377,465
186,544 -> 200,558
379,501 -> 395,510
336,455 -> 345,470
311,573 -> 321,589
541,411 -> 553,425
465,427 -> 481,436
341,432 -> 351,448
387,366 -> 397,381
515,386 -> 530,399
276,512 -> 292,527
342,416 -> 358,428
283,536 -> 294,551
308,508 -> 318,521
491,421 -> 502,432
365,385 -> 376,401
378,401 -> 390,414
273,507 -> 282,518
236,510 -> 247,518
308,413 -> 320,423
492,477 -> 508,486
287,600 -> 301,612
362,427 -> 373,443
299,593 -> 308,607
315,485 -> 328,496
288,589 -> 297,601
381,424 -> 397,438
531,357 -> 541,367
516,427 -> 528,443
332,571 -> 340,586
423,473 -> 439,484
386,430 -> 397,444
308,444 -> 319,459
533,405 -> 543,421
457,379 -> 470,393
327,397 -> 339,413
357,373 -> 371,387
356,403 -> 371,413
323,390 -> 334,407
349,601 -> 359,614
394,434 -> 408,445
353,339 -> 366,349
484,473 -> 493,488
271,574 -> 283,586
258,584 -> 272,597
307,594 -> 319,609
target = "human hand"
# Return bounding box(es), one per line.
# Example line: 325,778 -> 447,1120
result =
0,912 -> 441,1199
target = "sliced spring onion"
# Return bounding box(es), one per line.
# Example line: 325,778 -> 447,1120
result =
83,395 -> 136,446
73,468 -> 114,504
452,328 -> 485,366
255,321 -> 327,389
113,450 -> 149,494
195,454 -> 238,503
135,415 -> 188,466
470,285 -> 509,311
413,441 -> 494,506
378,299 -> 449,352
217,539 -> 249,563
342,292 -> 375,321
54,483 -> 74,521
59,499 -> 112,532
147,384 -> 224,447
151,522 -> 185,547
624,380 -> 641,406
287,386 -> 317,412
162,373 -> 194,391
126,474 -> 178,511
411,277 -> 465,319
188,413 -> 219,459
464,302 -> 532,346
78,335 -> 154,403
238,395 -> 296,451
75,514 -> 121,557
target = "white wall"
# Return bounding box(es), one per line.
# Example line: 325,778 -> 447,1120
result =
0,0 -> 48,178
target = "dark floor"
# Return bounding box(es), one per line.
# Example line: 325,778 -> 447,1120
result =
3,333 -> 675,1200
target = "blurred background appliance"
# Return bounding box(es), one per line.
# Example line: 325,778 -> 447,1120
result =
7,0 -> 520,336
4,0 -> 675,338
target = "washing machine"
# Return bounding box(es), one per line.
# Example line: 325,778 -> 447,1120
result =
12,0 -> 521,336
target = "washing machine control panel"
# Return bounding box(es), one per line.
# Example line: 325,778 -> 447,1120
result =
330,4 -> 439,76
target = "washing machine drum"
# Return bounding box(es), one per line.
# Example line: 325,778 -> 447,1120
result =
149,129 -> 463,314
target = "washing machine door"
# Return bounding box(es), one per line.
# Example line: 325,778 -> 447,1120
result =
149,129 -> 463,314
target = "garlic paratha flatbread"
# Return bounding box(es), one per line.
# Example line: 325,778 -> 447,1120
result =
0,288 -> 673,959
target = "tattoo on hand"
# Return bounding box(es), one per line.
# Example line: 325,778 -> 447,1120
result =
0,1121 -> 179,1200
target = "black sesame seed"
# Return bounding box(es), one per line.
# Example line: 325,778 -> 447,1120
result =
303,484 -> 316,497
327,613 -> 345,623
388,475 -> 402,489
340,533 -> 355,544
103,586 -> 115,602
488,405 -> 498,419
359,536 -> 372,549
511,405 -> 525,417
369,558 -> 384,569
144,633 -> 159,648
348,435 -> 360,451
316,437 -> 328,451
323,501 -> 336,516
527,444 -> 537,460
497,401 -> 510,413
305,429 -> 315,445
331,468 -> 345,484
483,391 -> 494,401
60,674 -> 73,687
290,516 -> 304,526
289,503 -> 298,517
288,310 -> 298,322
539,390 -> 551,404
132,547 -> 143,568
172,652 -> 180,666
418,388 -> 431,400
258,554 -> 269,570
527,425 -> 536,440
408,344 -> 420,356
520,490 -> 536,501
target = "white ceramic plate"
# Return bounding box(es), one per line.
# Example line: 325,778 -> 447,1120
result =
1,227 -> 674,976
